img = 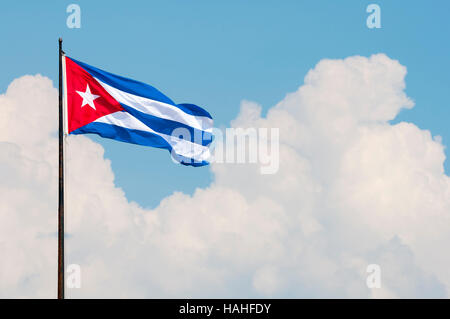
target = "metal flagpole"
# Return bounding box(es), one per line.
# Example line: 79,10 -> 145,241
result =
58,37 -> 65,299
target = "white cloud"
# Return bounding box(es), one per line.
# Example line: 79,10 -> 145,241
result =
0,54 -> 449,298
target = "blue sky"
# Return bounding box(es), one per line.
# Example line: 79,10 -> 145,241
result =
1,0 -> 448,208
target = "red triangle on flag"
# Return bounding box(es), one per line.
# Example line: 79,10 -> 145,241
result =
64,57 -> 123,133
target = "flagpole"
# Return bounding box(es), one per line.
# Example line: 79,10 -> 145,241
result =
58,37 -> 65,300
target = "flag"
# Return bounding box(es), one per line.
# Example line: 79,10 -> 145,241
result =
62,56 -> 213,166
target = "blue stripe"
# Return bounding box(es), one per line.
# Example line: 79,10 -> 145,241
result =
119,103 -> 213,147
177,103 -> 212,119
68,57 -> 213,119
71,122 -> 209,167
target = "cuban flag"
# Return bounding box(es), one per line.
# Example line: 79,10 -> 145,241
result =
62,56 -> 213,166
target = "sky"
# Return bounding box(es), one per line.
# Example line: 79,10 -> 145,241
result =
1,1 -> 450,298
0,0 -> 449,208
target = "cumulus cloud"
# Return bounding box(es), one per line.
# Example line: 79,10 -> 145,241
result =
0,54 -> 449,298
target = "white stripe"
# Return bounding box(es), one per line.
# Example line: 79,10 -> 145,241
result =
94,112 -> 211,162
94,78 -> 213,133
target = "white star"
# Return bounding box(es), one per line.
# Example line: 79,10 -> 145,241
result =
76,84 -> 100,110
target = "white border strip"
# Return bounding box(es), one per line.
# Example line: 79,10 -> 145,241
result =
62,55 -> 69,135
